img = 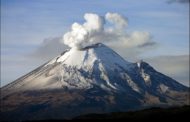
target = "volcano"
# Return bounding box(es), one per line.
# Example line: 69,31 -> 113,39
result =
1,43 -> 189,121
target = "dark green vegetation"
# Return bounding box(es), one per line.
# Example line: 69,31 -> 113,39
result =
74,105 -> 190,120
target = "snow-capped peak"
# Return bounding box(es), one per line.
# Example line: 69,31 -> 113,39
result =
1,43 -> 189,121
2,43 -> 188,99
47,43 -> 131,69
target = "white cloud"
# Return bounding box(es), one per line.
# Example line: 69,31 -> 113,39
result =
29,13 -> 156,64
63,13 -> 105,49
105,12 -> 128,29
62,12 -> 155,50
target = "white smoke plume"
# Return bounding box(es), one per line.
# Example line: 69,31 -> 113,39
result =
62,12 -> 154,49
105,12 -> 128,29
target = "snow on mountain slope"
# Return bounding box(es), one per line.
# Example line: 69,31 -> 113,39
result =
2,43 -> 188,96
1,43 -> 189,121
2,43 -> 133,92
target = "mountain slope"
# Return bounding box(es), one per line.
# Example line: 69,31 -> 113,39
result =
1,43 -> 189,121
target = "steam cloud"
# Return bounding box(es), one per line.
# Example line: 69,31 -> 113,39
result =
62,12 -> 154,49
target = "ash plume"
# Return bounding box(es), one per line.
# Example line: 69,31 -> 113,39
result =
62,12 -> 154,49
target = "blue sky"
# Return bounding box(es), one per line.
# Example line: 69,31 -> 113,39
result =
1,0 -> 189,86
